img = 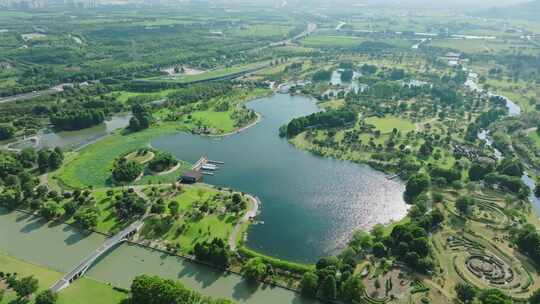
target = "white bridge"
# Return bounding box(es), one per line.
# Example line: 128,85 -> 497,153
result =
50,220 -> 144,292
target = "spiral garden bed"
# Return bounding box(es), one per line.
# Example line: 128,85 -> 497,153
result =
447,235 -> 532,295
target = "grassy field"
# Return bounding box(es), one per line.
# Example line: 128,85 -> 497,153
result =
0,252 -> 126,304
300,35 -> 364,48
140,185 -> 244,253
365,116 -> 416,134
52,123 -> 185,189
109,89 -> 177,104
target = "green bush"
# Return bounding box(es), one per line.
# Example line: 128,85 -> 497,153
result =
238,247 -> 313,274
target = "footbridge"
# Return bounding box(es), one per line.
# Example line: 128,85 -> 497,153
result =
50,220 -> 144,292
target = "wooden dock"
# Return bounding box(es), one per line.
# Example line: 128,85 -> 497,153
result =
191,156 -> 224,174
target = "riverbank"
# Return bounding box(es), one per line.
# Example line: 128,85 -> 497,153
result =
0,209 -> 322,304
0,250 -> 127,304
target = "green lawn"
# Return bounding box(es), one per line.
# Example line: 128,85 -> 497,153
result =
191,110 -> 236,133
109,89 -> 177,104
365,116 -> 416,134
52,123 -> 185,189
0,252 -> 126,304
140,186 -> 241,253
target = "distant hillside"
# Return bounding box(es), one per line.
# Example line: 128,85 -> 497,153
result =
362,0 -> 526,10
476,0 -> 540,20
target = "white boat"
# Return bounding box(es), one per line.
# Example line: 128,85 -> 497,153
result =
202,164 -> 218,171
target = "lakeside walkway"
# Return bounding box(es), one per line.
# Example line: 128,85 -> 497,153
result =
228,195 -> 260,251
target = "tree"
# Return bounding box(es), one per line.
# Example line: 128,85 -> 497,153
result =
419,141 -> 433,157
243,258 -> 267,282
129,116 -> 141,131
320,275 -> 337,300
35,290 -> 58,304
496,158 -> 523,177
112,159 -> 143,183
530,288 -> 540,304
312,70 -> 332,82
316,256 -> 339,270
130,275 -> 190,304
478,289 -> 511,304
455,283 -> 476,303
13,275 -> 39,299
372,242 -> 387,258
39,202 -> 63,219
37,149 -> 50,173
169,201 -> 180,217
300,271 -> 319,298
341,274 -> 365,303
193,238 -> 230,267
360,64 -> 377,75
148,152 -> 178,173
48,150 -> 63,170
0,125 -> 15,140
340,69 -> 354,82
130,103 -> 153,131
469,162 -> 494,181
456,196 -> 473,216
405,173 -> 430,201
74,207 -> 100,229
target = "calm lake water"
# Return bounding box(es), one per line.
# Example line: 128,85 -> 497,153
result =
152,94 -> 408,263
9,114 -> 131,151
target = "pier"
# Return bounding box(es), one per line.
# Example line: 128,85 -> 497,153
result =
185,156 -> 224,180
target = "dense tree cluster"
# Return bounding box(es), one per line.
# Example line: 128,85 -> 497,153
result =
281,109 -> 357,138
37,148 -> 64,173
167,82 -> 233,106
385,223 -> 433,272
50,109 -> 105,131
113,189 -> 147,220
129,103 -> 153,131
148,152 -> 178,173
2,274 -> 39,300
0,125 -> 15,140
193,238 -> 231,267
130,275 -> 233,304
404,173 -> 430,202
300,255 -> 364,302
112,159 -> 143,183
312,70 -> 332,82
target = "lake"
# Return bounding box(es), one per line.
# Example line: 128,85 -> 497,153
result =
152,94 -> 408,263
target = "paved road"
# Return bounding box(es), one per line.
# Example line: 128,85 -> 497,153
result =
0,84 -> 65,104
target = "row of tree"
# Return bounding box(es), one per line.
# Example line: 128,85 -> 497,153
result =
281,109 -> 357,138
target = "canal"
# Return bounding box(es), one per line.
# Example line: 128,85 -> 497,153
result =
0,209 -> 320,304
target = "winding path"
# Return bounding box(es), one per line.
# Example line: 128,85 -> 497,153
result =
228,195 -> 260,251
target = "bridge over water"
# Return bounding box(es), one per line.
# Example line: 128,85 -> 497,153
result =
50,220 -> 144,292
